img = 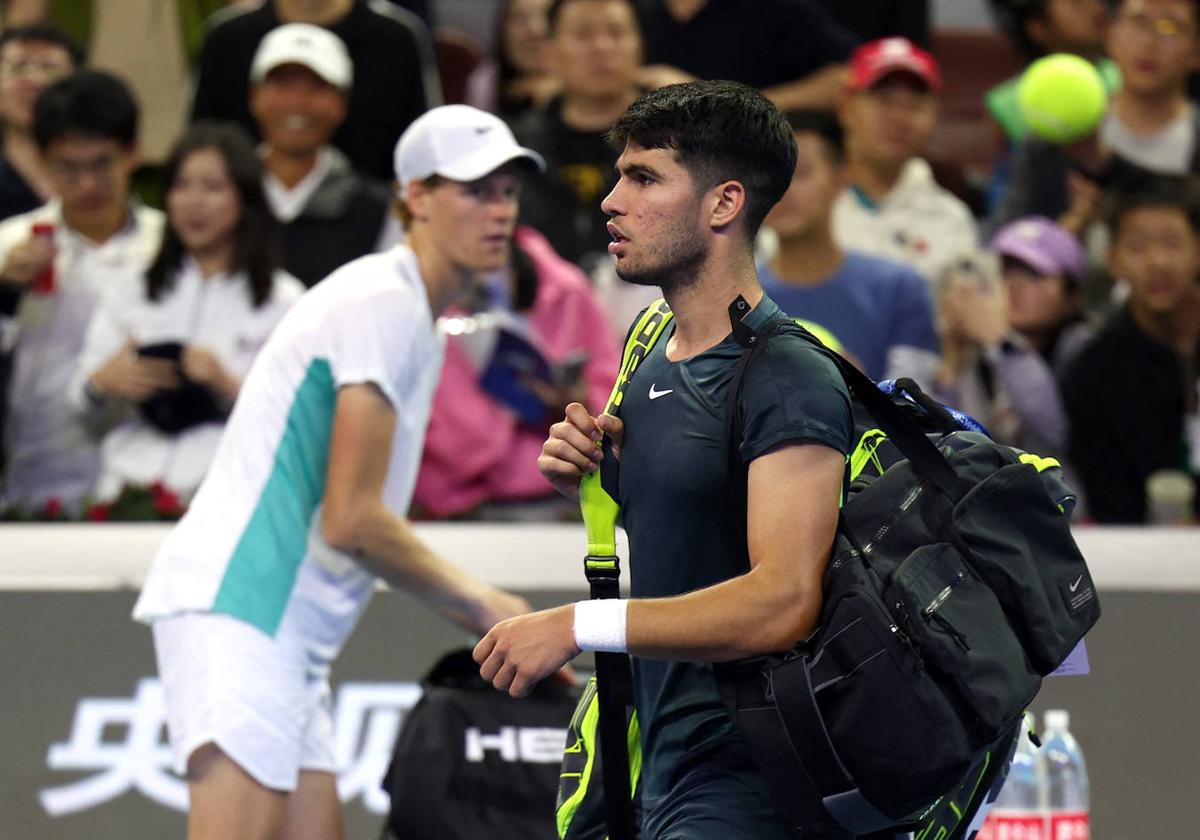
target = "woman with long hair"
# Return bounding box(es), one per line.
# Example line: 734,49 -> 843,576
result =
70,121 -> 303,504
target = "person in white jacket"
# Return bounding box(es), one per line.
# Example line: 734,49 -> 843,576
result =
71,122 -> 303,503
832,37 -> 978,283
0,70 -> 163,511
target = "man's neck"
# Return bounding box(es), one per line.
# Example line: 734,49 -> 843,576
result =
846,156 -> 905,204
1112,87 -> 1189,136
408,227 -> 474,316
559,88 -> 641,134
64,203 -> 129,246
770,226 -> 844,286
3,129 -> 54,201
1129,290 -> 1200,356
264,147 -> 321,190
663,0 -> 708,22
274,0 -> 354,25
663,251 -> 762,360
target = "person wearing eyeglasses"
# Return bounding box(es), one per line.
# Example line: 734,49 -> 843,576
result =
0,70 -> 164,514
0,24 -> 81,222
1102,0 -> 1200,172
991,0 -> 1200,237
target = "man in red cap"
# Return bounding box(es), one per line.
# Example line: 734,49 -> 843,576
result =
833,37 -> 978,284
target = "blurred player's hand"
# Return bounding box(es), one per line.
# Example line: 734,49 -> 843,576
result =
537,402 -> 623,501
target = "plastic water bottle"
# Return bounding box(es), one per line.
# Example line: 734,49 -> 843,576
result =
1043,710 -> 1089,840
977,719 -> 1046,840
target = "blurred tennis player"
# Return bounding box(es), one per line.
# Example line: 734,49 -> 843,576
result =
133,105 -> 545,840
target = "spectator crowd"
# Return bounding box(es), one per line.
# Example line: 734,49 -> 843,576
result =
0,0 -> 1197,525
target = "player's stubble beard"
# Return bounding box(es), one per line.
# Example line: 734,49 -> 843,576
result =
614,218 -> 708,296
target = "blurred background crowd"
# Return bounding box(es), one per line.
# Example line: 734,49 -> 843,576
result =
0,0 -> 1196,527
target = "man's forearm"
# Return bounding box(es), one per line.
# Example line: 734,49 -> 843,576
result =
623,563 -> 823,662
762,65 -> 847,112
329,501 -> 487,623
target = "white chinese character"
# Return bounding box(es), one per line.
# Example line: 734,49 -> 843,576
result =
39,679 -> 187,815
331,682 -> 422,814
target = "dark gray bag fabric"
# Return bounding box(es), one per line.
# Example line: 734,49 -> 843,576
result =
716,315 -> 1100,837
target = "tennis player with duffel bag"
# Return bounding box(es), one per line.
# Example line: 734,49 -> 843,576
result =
560,298 -> 1100,840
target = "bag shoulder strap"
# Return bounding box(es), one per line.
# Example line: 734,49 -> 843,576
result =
576,301 -> 673,840
580,299 -> 673,558
603,298 -> 675,417
723,299 -> 958,498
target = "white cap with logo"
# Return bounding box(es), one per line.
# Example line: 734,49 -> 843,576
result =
250,23 -> 353,90
393,105 -> 545,197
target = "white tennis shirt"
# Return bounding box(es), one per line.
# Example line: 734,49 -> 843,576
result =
134,245 -> 445,652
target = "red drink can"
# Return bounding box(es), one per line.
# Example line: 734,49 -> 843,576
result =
30,222 -> 55,294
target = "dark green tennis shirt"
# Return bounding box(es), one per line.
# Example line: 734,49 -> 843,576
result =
616,294 -> 854,828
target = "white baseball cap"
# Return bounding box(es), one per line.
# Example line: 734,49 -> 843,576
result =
250,23 -> 352,90
393,105 -> 545,197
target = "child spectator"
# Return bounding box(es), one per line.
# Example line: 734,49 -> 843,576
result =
1063,184 -> 1200,522
414,225 -> 618,520
833,37 -> 978,283
760,109 -> 940,384
510,0 -> 644,271
0,71 -> 164,512
192,0 -> 440,182
248,24 -> 397,287
70,123 -> 303,503
1103,0 -> 1200,175
932,218 -> 1091,461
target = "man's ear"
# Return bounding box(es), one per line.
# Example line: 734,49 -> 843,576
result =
707,179 -> 747,231
405,179 -> 432,222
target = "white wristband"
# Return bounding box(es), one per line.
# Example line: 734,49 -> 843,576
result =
573,599 -> 628,653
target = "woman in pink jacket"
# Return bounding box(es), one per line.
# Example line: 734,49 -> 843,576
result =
415,226 -> 619,519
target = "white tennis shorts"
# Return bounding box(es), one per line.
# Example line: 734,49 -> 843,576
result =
151,610 -> 337,792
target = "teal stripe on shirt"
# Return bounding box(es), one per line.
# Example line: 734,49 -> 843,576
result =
212,358 -> 335,635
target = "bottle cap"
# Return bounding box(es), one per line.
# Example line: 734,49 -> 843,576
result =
1045,709 -> 1070,731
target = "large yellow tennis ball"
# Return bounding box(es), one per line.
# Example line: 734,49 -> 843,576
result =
1017,54 -> 1109,144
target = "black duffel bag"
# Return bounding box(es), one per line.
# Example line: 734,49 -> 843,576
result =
716,316 -> 1101,838
381,649 -> 579,840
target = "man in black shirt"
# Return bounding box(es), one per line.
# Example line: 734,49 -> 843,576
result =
248,23 -> 395,287
633,0 -> 858,111
192,0 -> 440,182
816,0 -> 930,47
510,0 -> 644,270
475,81 -> 854,838
1063,186 -> 1200,523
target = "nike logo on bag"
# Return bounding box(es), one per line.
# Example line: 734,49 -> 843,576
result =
648,384 -> 674,400
1069,575 -> 1084,592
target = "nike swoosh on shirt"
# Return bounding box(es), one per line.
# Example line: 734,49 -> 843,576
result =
1069,575 -> 1084,592
648,384 -> 674,400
